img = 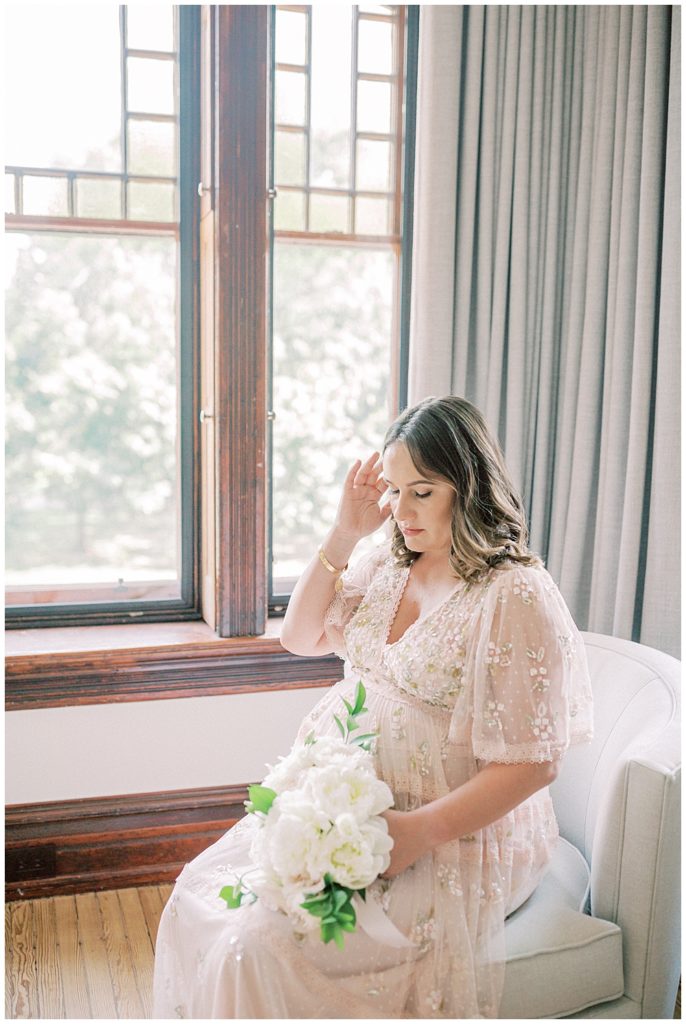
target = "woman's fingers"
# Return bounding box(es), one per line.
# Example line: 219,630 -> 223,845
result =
353,451 -> 381,488
343,459 -> 362,491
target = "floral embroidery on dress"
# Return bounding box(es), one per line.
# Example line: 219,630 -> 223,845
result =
411,912 -> 436,954
483,699 -> 505,729
437,864 -> 463,896
527,646 -> 550,692
391,705 -> 407,740
410,739 -> 432,776
528,703 -> 557,741
485,881 -> 505,904
512,576 -> 536,604
558,633 -> 576,665
486,641 -> 512,668
384,616 -> 469,709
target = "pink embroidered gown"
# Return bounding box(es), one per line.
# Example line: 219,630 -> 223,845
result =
153,545 -> 593,1019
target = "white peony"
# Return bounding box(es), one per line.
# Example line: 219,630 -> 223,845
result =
302,762 -> 394,823
263,735 -> 372,795
323,813 -> 393,889
241,731 -> 395,938
250,791 -> 332,891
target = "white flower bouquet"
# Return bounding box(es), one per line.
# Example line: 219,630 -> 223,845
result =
219,682 -> 395,948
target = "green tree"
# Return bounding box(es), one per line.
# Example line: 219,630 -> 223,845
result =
5,232 -> 177,577
272,242 -> 394,573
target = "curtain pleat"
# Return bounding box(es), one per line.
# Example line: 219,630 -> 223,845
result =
641,7 -> 680,655
409,6 -> 680,656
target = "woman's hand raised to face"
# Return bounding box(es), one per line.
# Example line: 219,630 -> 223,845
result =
334,452 -> 392,542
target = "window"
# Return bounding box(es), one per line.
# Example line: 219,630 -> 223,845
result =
269,5 -> 415,602
5,5 -> 417,638
5,6 -> 200,627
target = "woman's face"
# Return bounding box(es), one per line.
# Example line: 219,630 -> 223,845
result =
382,442 -> 455,556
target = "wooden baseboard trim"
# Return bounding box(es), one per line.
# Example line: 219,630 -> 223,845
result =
6,784 -> 250,901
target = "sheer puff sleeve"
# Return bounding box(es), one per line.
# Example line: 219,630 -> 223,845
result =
466,564 -> 594,765
323,540 -> 391,658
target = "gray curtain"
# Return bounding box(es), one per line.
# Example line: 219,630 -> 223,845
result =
409,6 -> 680,658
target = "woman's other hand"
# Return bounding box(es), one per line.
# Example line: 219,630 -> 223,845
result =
381,809 -> 430,878
335,452 -> 391,542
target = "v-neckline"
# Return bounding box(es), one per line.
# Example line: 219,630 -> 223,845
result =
384,566 -> 465,649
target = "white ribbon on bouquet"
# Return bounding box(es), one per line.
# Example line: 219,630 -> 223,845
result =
352,892 -> 416,948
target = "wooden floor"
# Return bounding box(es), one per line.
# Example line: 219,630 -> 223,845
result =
6,884 -> 681,1020
5,884 -> 173,1019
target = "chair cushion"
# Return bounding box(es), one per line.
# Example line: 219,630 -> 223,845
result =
501,838 -> 624,1019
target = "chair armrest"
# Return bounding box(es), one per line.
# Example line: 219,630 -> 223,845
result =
590,722 -> 680,1018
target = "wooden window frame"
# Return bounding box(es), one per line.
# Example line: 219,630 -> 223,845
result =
5,4 -> 418,711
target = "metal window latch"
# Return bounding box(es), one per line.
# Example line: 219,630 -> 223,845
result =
200,410 -> 214,423
197,182 -> 211,197
267,188 -> 277,199
267,410 -> 276,421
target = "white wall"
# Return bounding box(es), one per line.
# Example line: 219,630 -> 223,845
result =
6,687 -> 324,805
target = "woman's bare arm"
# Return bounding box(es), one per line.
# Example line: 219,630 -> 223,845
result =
279,525 -> 360,657
383,760 -> 559,876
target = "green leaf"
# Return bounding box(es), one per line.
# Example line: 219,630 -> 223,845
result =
350,731 -> 378,745
353,681 -> 366,715
306,902 -> 333,918
332,889 -> 348,911
342,698 -> 354,715
219,884 -> 243,909
304,730 -> 316,746
346,715 -> 359,733
245,785 -> 277,815
333,713 -> 346,738
301,892 -> 329,907
333,926 -> 345,950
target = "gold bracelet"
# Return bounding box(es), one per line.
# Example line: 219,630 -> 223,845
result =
318,547 -> 348,576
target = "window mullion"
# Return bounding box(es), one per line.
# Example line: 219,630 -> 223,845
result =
213,4 -> 269,637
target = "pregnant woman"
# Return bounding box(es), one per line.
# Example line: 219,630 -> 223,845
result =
153,395 -> 593,1018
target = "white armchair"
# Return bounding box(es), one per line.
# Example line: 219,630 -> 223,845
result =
501,631 -> 680,1019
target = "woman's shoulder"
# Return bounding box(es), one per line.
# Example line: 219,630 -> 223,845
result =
351,536 -> 395,572
339,536 -> 397,592
479,557 -> 560,603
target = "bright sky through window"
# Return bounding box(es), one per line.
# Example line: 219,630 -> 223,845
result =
5,5 -> 122,172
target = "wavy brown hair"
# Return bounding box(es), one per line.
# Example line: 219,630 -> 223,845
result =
383,396 -> 542,582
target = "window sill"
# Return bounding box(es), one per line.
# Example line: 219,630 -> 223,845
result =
5,619 -> 343,711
